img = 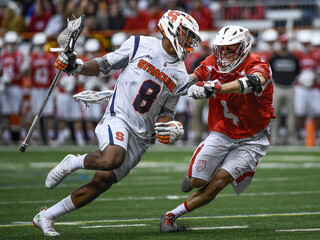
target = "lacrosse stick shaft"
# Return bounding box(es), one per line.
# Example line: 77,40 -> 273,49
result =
20,70 -> 62,152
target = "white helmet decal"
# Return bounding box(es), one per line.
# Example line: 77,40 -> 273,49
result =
158,10 -> 201,61
213,26 -> 252,73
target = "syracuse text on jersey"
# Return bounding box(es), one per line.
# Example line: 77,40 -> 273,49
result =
137,59 -> 176,92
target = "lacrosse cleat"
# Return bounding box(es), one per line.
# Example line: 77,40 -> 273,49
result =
33,207 -> 60,237
160,213 -> 178,233
45,154 -> 76,189
181,175 -> 193,193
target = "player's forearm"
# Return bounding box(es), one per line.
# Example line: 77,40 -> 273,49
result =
218,73 -> 266,94
80,59 -> 100,76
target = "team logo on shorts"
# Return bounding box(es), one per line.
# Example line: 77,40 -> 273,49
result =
196,160 -> 207,172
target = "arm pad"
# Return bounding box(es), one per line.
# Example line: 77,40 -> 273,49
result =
237,74 -> 262,94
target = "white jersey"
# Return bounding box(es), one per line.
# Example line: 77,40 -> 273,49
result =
96,36 -> 189,139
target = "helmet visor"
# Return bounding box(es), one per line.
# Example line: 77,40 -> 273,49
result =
177,24 -> 201,59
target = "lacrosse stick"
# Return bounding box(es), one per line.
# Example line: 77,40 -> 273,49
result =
20,15 -> 85,152
73,90 -> 114,110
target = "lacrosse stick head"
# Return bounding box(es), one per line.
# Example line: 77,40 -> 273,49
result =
55,15 -> 85,53
73,90 -> 114,110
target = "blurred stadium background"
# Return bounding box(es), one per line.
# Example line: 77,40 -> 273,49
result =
1,1 -> 320,238
1,0 -> 320,147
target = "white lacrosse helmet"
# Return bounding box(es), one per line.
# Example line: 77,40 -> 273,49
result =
111,32 -> 127,48
32,32 -> 47,45
213,26 -> 252,73
4,31 -> 19,44
158,9 -> 201,61
296,30 -> 311,44
84,38 -> 100,52
261,28 -> 278,42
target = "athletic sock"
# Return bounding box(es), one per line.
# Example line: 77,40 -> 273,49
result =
44,195 -> 77,219
48,129 -> 55,141
70,154 -> 87,170
166,201 -> 190,220
88,130 -> 95,142
75,130 -> 85,146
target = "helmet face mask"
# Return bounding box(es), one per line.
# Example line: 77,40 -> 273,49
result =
213,26 -> 251,73
158,10 -> 201,61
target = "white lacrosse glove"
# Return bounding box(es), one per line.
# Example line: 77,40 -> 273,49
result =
154,121 -> 184,144
55,51 -> 83,75
187,80 -> 221,99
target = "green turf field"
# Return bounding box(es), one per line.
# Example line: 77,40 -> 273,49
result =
0,145 -> 320,240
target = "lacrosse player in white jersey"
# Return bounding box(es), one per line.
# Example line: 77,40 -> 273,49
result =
32,10 -> 201,237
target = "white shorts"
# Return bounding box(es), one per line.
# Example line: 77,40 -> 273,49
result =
187,128 -> 270,195
95,116 -> 150,181
1,85 -> 23,115
83,103 -> 103,122
31,88 -> 54,116
56,92 -> 84,121
294,85 -> 320,117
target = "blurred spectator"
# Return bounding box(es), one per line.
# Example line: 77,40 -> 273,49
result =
96,0 -> 109,30
190,40 -> 212,144
161,0 -> 186,11
310,32 -> 320,143
1,1 -> 26,33
242,0 -> 264,20
79,0 -> 98,31
0,31 -> 24,144
106,32 -> 128,90
28,0 -> 52,32
256,28 -> 278,63
189,0 -> 213,30
223,0 -> 241,20
78,38 -> 104,144
293,30 -> 319,142
28,32 -> 56,144
123,0 -> 151,31
147,0 -> 164,33
44,0 -> 65,37
269,35 -> 300,145
0,36 -> 3,137
55,73 -> 86,146
108,0 -> 126,30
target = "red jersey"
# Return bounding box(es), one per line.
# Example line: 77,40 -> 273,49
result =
30,52 -> 56,88
1,50 -> 24,86
194,53 -> 274,139
294,49 -> 319,88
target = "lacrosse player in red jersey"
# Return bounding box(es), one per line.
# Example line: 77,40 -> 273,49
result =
28,32 -> 56,144
160,26 -> 275,232
32,10 -> 201,237
0,31 -> 24,144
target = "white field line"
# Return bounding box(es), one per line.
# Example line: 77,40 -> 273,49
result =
1,144 -> 320,152
0,175 -> 311,190
81,224 -> 147,229
0,191 -> 319,205
23,161 -> 320,170
276,228 -> 320,232
1,212 -> 320,228
189,225 -> 248,230
264,155 -> 320,162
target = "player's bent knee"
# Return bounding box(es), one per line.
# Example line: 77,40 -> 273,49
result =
210,178 -> 229,191
100,145 -> 126,170
189,177 -> 208,188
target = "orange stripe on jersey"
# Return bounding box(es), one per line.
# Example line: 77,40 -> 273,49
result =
137,59 -> 176,92
188,143 -> 204,177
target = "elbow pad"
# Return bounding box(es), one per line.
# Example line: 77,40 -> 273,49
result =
237,74 -> 262,94
95,57 -> 115,77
